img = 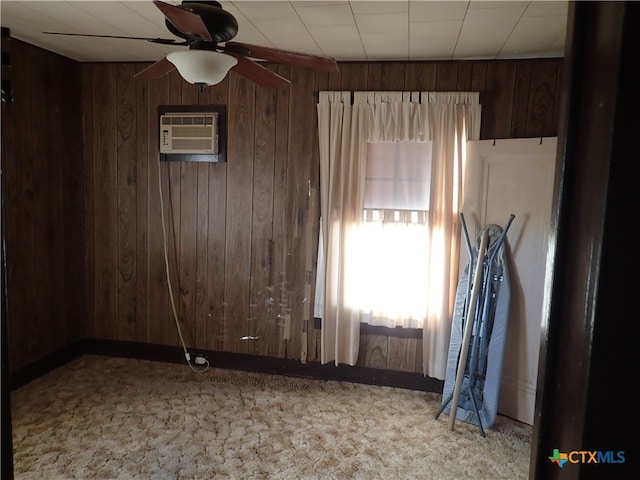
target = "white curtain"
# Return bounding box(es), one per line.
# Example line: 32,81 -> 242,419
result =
316,91 -> 481,378
316,91 -> 369,366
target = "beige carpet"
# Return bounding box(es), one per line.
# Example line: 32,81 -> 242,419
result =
10,355 -> 532,479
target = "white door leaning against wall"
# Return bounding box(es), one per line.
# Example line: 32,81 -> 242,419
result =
462,137 -> 557,425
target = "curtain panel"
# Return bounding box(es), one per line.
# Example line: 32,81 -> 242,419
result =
316,91 -> 481,379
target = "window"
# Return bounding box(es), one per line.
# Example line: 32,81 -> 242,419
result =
364,141 -> 431,211
346,141 -> 432,329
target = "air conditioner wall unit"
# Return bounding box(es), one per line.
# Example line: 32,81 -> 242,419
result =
160,112 -> 218,154
158,105 -> 227,163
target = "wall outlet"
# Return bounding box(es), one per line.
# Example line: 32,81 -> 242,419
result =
194,355 -> 208,365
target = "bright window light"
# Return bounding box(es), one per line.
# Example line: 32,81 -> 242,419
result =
346,141 -> 433,329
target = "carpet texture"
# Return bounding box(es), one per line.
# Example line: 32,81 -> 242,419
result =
10,355 -> 531,479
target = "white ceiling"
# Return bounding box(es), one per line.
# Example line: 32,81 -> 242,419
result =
0,0 -> 568,64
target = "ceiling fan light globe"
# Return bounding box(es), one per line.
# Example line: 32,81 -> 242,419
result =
166,50 -> 237,86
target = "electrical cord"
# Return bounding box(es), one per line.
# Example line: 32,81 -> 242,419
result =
157,157 -> 209,373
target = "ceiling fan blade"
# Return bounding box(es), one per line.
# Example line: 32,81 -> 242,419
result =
153,0 -> 212,42
230,56 -> 290,89
134,57 -> 176,80
225,41 -> 338,73
42,32 -> 185,45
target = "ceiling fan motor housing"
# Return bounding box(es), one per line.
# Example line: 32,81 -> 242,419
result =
166,1 -> 238,44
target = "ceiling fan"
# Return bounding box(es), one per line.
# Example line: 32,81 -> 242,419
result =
44,0 -> 339,89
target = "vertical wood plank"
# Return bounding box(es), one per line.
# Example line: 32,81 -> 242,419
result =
251,70 -> 278,356
326,63 -> 343,91
471,62 -> 489,128
415,336 -> 424,374
0,40 -> 18,363
306,68 -> 323,363
284,66 -> 317,360
435,62 -> 459,90
192,85 -> 210,349
145,72 -> 170,346
300,187 -> 317,363
29,47 -> 52,357
364,334 -> 388,368
366,63 -> 382,90
404,63 -> 436,91
511,61 -> 532,138
271,63 -> 291,358
177,158 -> 198,347
163,72 -> 183,347
134,63 -> 149,343
194,156 -> 209,349
483,61 -> 517,139
3,40 -> 35,368
471,62 -> 489,91
60,58 -> 85,343
176,81 -> 200,348
224,72 -> 255,353
82,63 -> 96,339
357,334 -> 368,366
326,68 -> 340,90
92,64 -> 118,339
380,62 -> 406,90
204,79 -> 228,351
116,63 -> 138,342
526,59 -> 560,138
388,337 -> 418,372
43,51 -> 67,352
456,62 -> 473,90
339,63 -> 369,90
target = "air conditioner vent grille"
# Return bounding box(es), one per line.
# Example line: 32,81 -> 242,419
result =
161,116 -> 214,126
160,112 -> 218,154
170,126 -> 214,138
171,138 -> 215,151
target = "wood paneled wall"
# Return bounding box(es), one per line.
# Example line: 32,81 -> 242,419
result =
81,62 -> 324,362
2,35 -> 563,374
80,58 -> 562,373
1,39 -> 85,370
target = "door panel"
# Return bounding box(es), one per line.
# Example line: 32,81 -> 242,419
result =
462,137 -> 557,424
